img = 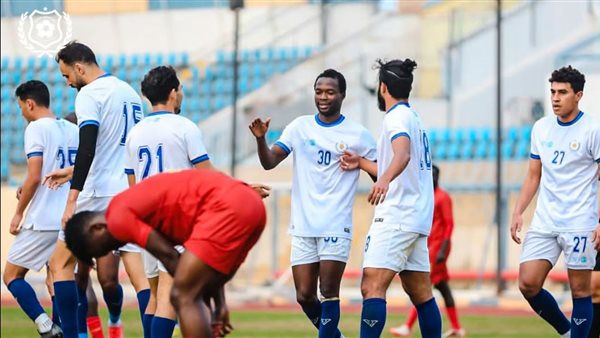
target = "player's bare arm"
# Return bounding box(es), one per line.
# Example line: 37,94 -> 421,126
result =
10,156 -> 43,235
126,174 -> 136,187
144,230 -> 181,277
368,136 -> 410,205
249,117 -> 288,169
510,158 -> 542,244
43,165 -> 74,189
340,150 -> 378,182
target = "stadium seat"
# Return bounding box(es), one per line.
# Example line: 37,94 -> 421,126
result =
447,142 -> 460,160
1,86 -> 11,99
1,57 -> 8,71
515,140 -> 529,159
506,127 -> 518,142
433,142 -> 447,160
118,54 -> 127,67
130,54 -> 140,67
1,71 -> 8,85
474,142 -> 487,159
39,57 -> 49,69
143,53 -> 152,67
105,54 -> 114,70
519,125 -> 532,142
52,71 -> 63,85
460,141 -> 474,159
27,56 -> 36,70
181,52 -> 189,66
428,129 -> 438,145
13,57 -> 22,70
25,69 -> 35,82
167,52 -> 177,66
502,140 -> 514,159
302,46 -> 313,59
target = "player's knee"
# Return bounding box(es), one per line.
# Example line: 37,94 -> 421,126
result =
99,279 -> 119,294
360,280 -> 385,299
518,278 -> 541,298
296,292 -> 317,307
2,270 -> 15,286
169,285 -> 190,310
319,284 -> 339,299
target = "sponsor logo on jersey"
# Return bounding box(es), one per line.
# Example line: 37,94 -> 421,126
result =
374,218 -> 384,223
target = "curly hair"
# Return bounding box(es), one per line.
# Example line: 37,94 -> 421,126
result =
548,65 -> 585,93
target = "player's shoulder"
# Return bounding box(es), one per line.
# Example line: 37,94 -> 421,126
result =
532,116 -> 553,130
581,112 -> 600,129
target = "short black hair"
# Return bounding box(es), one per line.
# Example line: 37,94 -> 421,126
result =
15,80 -> 50,108
56,40 -> 98,66
375,58 -> 417,99
548,65 -> 585,93
64,211 -> 98,266
141,66 -> 180,105
314,69 -> 346,97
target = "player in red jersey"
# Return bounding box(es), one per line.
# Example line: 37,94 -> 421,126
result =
390,164 -> 464,338
62,169 -> 267,338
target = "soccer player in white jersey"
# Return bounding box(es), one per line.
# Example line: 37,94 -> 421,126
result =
45,41 -> 150,338
511,66 -> 600,338
125,65 -> 220,338
249,69 -> 376,338
2,80 -> 77,338
340,59 -> 442,338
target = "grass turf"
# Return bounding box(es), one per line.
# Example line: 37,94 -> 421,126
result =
0,305 -> 556,337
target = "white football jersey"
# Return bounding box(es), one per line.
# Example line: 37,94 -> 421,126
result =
530,111 -> 600,232
373,102 -> 434,235
124,111 -> 209,181
22,118 -> 79,231
275,114 -> 377,239
75,74 -> 144,197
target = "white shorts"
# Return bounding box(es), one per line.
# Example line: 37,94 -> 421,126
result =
7,229 -> 59,271
143,246 -> 185,278
362,223 -> 430,273
58,195 -> 140,253
290,236 -> 352,266
520,228 -> 597,270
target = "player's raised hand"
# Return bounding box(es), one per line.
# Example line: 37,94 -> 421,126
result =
340,150 -> 360,171
43,167 -> 73,190
9,213 -> 23,235
368,179 -> 389,205
248,117 -> 271,138
250,183 -> 271,198
510,213 -> 523,244
592,222 -> 600,251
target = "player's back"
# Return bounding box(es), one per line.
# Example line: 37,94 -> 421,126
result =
125,112 -> 208,182
23,118 -> 79,230
374,102 -> 434,235
76,74 -> 143,197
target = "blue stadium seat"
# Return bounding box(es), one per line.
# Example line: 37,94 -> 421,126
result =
251,77 -> 262,90
205,67 -> 214,81
288,47 -> 299,61
39,57 -> 49,69
143,53 -> 152,67
452,128 -> 464,142
118,54 -> 127,67
428,129 -> 438,144
1,57 -> 8,71
52,71 -> 63,85
167,52 -> 177,66
14,57 -> 23,70
480,128 -> 491,142
39,70 -> 49,84
191,67 -> 200,81
214,78 -> 225,95
25,69 -> 34,81
155,54 -> 164,66
130,54 -> 140,67
433,142 -> 447,160
241,50 -> 251,63
105,55 -> 114,71
239,64 -> 250,80
515,140 -> 529,159
506,127 -> 518,142
117,68 -> 127,81
460,141 -> 474,159
238,78 -> 249,94
502,140 -> 514,159
216,50 -> 226,64
474,142 -> 487,159
1,157 -> 8,181
214,96 -> 225,110
447,142 -> 460,160
190,97 -> 200,113
1,71 -> 8,85
181,52 -> 189,66
302,46 -> 313,59
54,86 -> 64,101
1,86 -> 11,99
252,63 -> 263,79
27,56 -> 36,70
519,126 -> 532,142
488,142 -> 497,159
466,128 -> 478,142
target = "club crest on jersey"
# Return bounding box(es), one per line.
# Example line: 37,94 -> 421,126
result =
335,141 -> 348,153
569,140 -> 580,151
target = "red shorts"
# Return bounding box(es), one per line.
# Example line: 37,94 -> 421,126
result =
183,184 -> 266,276
429,243 -> 450,285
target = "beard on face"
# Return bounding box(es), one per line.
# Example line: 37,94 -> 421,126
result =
377,86 -> 386,112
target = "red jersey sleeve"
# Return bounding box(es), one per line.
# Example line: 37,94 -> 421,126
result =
105,187 -> 157,248
439,191 -> 454,241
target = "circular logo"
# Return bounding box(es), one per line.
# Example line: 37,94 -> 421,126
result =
335,142 -> 348,153
569,140 -> 580,151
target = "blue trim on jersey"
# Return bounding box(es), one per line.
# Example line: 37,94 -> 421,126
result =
26,151 -> 43,158
391,132 -> 410,141
596,157 -> 600,163
314,114 -> 345,127
386,101 -> 410,114
96,73 -> 112,79
79,120 -> 99,128
124,168 -> 135,175
530,153 -> 541,160
190,154 -> 209,164
147,111 -> 171,117
556,111 -> 583,126
274,141 -> 291,155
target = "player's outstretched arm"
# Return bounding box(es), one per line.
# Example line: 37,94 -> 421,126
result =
10,156 -> 43,235
510,158 -> 542,244
249,117 -> 287,170
249,183 -> 271,198
145,229 -> 181,277
368,136 -> 410,205
43,165 -> 74,189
